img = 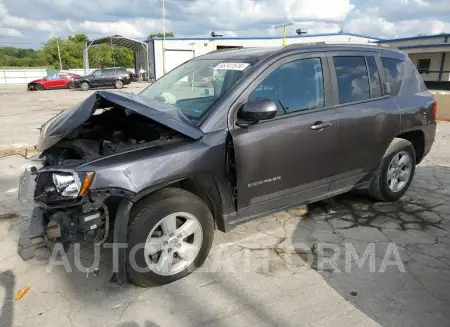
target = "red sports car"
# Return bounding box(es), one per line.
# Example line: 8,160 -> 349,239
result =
27,72 -> 80,91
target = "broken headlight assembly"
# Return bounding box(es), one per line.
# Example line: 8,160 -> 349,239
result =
36,171 -> 94,201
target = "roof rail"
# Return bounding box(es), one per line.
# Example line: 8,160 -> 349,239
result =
282,41 -> 394,50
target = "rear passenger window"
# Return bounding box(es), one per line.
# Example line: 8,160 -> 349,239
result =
333,56 -> 370,104
381,58 -> 405,96
249,58 -> 325,115
366,56 -> 382,98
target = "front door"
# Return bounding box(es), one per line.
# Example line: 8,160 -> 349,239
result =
230,53 -> 338,218
90,70 -> 104,87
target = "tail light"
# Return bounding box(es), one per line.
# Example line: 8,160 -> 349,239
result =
432,97 -> 437,121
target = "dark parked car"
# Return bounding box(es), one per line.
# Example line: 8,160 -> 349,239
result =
19,44 -> 436,287
28,72 -> 80,90
71,67 -> 131,90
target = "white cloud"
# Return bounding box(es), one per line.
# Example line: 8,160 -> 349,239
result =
0,0 -> 449,48
0,27 -> 23,37
344,8 -> 450,38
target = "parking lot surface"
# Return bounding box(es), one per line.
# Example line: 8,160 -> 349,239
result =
0,84 -> 148,152
1,86 -> 450,327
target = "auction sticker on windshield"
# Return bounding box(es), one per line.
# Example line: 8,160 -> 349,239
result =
214,62 -> 250,71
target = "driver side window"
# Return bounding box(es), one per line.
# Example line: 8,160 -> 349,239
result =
248,58 -> 325,115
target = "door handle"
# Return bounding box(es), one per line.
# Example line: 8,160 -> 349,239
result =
310,122 -> 331,131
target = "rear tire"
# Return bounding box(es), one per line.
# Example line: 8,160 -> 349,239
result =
368,138 -> 416,202
126,188 -> 214,287
80,81 -> 89,91
114,80 -> 123,89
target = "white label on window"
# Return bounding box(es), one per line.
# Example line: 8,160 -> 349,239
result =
214,62 -> 249,71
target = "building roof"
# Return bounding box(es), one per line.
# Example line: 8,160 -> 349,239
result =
398,43 -> 450,50
196,43 -> 404,61
87,35 -> 148,51
147,32 -> 381,42
376,33 -> 450,43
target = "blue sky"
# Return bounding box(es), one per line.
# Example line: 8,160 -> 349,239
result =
0,0 -> 449,48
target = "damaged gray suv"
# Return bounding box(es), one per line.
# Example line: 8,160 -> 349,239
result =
19,44 -> 436,287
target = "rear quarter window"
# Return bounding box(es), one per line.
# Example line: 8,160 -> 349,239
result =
381,57 -> 405,96
333,56 -> 371,104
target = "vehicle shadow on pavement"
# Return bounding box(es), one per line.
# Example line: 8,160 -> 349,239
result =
2,165 -> 450,326
290,164 -> 450,327
114,321 -> 159,327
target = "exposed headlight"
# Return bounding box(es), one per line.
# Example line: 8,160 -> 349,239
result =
52,172 -> 94,198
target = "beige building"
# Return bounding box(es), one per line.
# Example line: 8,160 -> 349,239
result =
377,33 -> 450,89
147,33 -> 379,79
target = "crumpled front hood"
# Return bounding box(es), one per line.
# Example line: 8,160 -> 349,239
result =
37,90 -> 204,152
74,74 -> 91,80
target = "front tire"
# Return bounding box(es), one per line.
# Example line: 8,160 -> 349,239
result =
36,84 -> 45,91
126,188 -> 214,287
368,138 -> 416,202
80,81 -> 89,91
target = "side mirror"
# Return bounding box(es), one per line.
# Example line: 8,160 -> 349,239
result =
241,98 -> 277,122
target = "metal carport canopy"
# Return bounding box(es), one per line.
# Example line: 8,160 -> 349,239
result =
83,35 -> 149,75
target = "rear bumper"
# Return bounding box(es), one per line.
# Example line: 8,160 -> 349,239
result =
422,122 -> 437,160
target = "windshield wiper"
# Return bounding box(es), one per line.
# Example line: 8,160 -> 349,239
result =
277,100 -> 288,114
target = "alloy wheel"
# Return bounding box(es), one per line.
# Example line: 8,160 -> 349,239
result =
386,150 -> 412,192
144,212 -> 203,276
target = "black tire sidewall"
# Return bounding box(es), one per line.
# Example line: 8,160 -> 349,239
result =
378,141 -> 416,201
126,192 -> 214,287
115,80 -> 123,89
80,82 -> 89,91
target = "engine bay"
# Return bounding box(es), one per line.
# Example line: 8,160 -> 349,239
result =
42,105 -> 182,167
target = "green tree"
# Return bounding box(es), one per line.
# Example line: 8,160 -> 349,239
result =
0,47 -> 48,67
1,32 -> 134,69
68,34 -> 89,43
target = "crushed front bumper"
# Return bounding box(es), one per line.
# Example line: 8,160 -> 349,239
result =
18,168 -> 134,284
18,168 -> 109,247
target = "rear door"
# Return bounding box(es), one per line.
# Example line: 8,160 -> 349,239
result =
328,52 -> 400,192
56,73 -> 70,87
230,53 -> 338,217
103,69 -> 117,85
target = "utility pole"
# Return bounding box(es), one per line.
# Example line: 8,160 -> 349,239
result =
56,39 -> 63,70
275,22 -> 293,46
162,0 -> 166,74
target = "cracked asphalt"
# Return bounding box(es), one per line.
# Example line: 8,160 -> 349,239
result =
1,88 -> 450,326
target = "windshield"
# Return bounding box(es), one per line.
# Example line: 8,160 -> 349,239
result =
139,59 -> 252,124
